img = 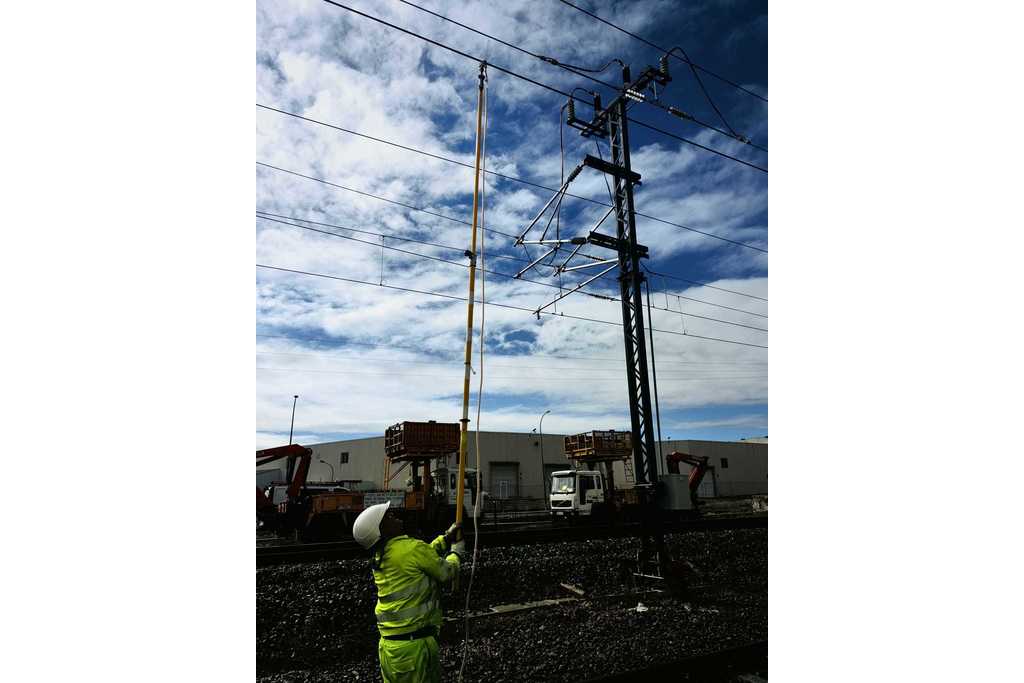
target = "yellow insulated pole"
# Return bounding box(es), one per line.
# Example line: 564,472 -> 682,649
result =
456,62 -> 487,526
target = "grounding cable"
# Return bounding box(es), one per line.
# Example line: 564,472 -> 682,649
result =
459,62 -> 488,683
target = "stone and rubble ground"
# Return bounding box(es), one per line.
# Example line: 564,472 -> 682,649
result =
257,528 -> 767,681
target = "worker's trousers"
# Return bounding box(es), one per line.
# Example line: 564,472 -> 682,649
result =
378,635 -> 441,683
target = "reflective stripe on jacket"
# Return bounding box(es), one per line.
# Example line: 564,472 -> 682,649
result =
372,534 -> 460,637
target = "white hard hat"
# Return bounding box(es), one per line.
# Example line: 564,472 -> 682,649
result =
352,501 -> 390,549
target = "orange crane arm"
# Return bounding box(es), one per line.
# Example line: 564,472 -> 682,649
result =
256,444 -> 313,500
665,451 -> 710,495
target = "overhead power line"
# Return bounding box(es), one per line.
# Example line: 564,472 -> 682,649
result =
257,213 -> 618,305
256,333 -> 768,366
628,118 -> 765,173
255,209 -> 527,263
258,349 -> 765,374
256,263 -> 769,349
258,207 -> 767,317
257,213 -> 768,332
256,161 -> 515,240
317,0 -> 766,173
257,105 -> 767,253
257,351 -> 764,379
644,266 -> 768,302
393,0 -> 765,152
556,0 -> 768,103
260,350 -> 765,376
256,364 -> 766,382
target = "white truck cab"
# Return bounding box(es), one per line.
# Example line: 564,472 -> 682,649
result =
549,469 -> 606,517
431,466 -> 486,519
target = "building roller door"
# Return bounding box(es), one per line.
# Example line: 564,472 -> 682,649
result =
698,470 -> 717,498
490,463 -> 519,499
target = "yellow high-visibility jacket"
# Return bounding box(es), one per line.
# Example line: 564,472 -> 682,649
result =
372,534 -> 460,637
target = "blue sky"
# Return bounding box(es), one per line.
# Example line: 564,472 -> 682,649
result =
255,0 -> 767,449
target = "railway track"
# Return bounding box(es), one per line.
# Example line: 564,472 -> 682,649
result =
256,514 -> 767,566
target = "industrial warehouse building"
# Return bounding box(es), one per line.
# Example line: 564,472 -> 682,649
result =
257,432 -> 767,501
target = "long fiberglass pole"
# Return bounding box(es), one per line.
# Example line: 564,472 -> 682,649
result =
456,63 -> 487,525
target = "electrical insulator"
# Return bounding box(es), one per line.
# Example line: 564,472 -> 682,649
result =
659,55 -> 670,79
567,97 -> 575,122
593,93 -> 602,113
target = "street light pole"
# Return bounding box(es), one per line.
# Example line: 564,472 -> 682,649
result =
319,459 -> 335,482
539,410 -> 551,504
288,394 -> 298,445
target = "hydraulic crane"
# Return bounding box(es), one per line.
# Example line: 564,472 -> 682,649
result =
256,443 -> 312,529
256,443 -> 363,539
665,451 -> 711,510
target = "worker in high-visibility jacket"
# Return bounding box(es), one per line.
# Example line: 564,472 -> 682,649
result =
353,502 -> 465,683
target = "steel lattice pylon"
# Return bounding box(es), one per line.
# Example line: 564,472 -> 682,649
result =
607,96 -> 659,490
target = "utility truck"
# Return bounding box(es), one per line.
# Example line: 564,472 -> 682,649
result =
550,430 -> 639,521
548,468 -> 640,520
548,448 -> 713,521
256,423 -> 486,541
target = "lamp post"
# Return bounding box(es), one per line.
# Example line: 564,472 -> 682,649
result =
288,395 -> 298,444
319,459 -> 335,482
538,410 -> 551,504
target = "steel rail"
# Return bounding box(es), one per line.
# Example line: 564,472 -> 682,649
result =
256,514 -> 767,566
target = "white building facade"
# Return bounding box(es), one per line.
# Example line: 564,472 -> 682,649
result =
257,432 -> 768,500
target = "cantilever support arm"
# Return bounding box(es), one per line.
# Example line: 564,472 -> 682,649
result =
534,263 -> 617,315
560,258 -> 618,273
514,246 -> 558,279
551,206 -> 617,275
515,163 -> 584,244
520,237 -> 588,246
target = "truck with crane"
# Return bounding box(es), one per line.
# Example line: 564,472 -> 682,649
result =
257,443 -> 367,539
256,421 -> 484,541
548,433 -> 711,522
549,430 -> 639,521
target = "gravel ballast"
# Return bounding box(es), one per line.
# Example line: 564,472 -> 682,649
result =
257,528 -> 767,681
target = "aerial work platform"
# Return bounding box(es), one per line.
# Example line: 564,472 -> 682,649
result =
384,420 -> 460,461
564,430 -> 632,462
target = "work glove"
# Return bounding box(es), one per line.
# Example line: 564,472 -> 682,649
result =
444,522 -> 462,547
447,540 -> 467,591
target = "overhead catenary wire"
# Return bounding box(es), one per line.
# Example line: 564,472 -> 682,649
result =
256,214 -> 768,332
256,351 -> 766,376
255,366 -> 767,381
316,0 -> 766,174
257,162 -> 768,313
643,265 -> 767,303
256,263 -> 768,349
556,0 -> 768,103
256,161 -> 518,240
628,118 -> 766,173
256,334 -> 769,367
256,213 -> 628,306
257,104 -> 767,253
257,211 -> 770,319
255,210 -> 529,264
393,0 -> 765,151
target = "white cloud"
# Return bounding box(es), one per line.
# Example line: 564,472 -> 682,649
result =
255,0 -> 767,444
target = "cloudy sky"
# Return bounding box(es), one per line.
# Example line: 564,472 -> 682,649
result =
255,0 -> 768,449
